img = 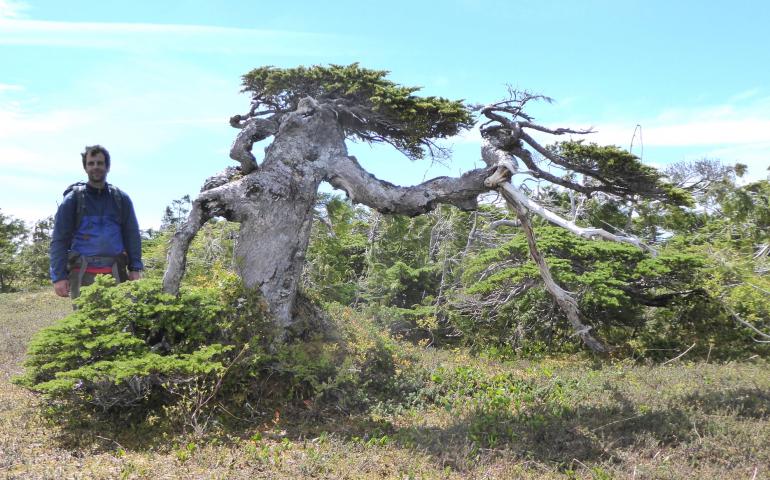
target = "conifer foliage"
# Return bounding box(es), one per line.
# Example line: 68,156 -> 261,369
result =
239,63 -> 473,159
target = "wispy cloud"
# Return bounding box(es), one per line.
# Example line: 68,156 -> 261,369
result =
584,118 -> 770,148
0,0 -> 27,20
550,92 -> 770,177
729,88 -> 761,103
446,91 -> 770,179
0,18 -> 352,55
0,83 -> 23,92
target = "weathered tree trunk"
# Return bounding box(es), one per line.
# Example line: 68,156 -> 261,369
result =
163,97 -> 489,337
164,98 -> 348,332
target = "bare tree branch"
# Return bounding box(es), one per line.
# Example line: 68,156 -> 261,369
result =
516,129 -> 614,186
497,181 -> 656,254
325,155 -> 490,216
517,121 -> 594,136
479,144 -> 660,352
721,298 -> 770,343
481,145 -> 656,254
508,143 -> 600,194
662,343 -> 697,365
490,219 -> 521,229
229,116 -> 279,174
507,191 -> 610,353
163,172 -> 245,295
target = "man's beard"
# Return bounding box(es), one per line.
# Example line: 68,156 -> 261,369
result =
88,171 -> 106,183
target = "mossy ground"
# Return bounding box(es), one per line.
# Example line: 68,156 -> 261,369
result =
1,289 -> 768,479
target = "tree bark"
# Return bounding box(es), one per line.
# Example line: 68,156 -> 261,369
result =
326,154 -> 489,215
163,96 -> 491,338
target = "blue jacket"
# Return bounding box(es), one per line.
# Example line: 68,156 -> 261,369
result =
49,183 -> 143,282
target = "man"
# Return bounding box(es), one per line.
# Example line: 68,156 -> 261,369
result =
50,145 -> 143,299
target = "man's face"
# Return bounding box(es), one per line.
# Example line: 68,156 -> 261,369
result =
84,152 -> 109,184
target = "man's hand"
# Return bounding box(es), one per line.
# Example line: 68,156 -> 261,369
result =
53,279 -> 70,297
128,271 -> 143,281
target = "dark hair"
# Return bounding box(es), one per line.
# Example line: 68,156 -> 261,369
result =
81,145 -> 111,169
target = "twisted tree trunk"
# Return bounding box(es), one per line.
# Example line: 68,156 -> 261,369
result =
163,97 -> 489,336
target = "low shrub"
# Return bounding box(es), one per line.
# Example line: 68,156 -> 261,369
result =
14,276 -> 416,429
14,275 -> 269,418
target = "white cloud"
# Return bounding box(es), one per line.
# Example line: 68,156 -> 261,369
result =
556,93 -> 770,179
729,88 -> 762,103
0,18 -> 348,55
0,83 -> 23,92
581,118 -> 770,148
0,107 -> 92,142
0,0 -> 27,20
443,91 -> 770,180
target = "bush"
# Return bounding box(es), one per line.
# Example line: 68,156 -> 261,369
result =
15,274 -> 270,420
246,303 -> 419,414
15,276 -> 417,428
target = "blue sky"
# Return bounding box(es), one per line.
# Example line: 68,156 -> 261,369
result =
1,0 -> 769,229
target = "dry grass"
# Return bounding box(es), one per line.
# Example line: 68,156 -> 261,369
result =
1,289 -> 768,479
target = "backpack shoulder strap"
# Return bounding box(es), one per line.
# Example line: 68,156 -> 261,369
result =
72,184 -> 86,229
63,181 -> 87,229
107,184 -> 125,224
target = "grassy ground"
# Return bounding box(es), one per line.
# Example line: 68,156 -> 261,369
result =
1,289 -> 768,479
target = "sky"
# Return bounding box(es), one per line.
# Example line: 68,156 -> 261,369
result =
1,0 -> 769,230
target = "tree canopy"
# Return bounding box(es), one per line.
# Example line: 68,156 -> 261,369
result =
239,63 -> 473,159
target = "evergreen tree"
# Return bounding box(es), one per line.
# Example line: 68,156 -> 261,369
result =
0,210 -> 28,292
18,216 -> 54,286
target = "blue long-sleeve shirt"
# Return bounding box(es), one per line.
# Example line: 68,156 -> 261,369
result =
49,183 -> 143,282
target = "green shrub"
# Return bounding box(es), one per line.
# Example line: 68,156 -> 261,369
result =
251,303 -> 419,414
15,276 -> 417,427
14,274 -> 270,418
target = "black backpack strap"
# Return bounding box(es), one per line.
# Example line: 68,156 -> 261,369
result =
65,182 -> 124,227
108,184 -> 125,224
74,185 -> 86,229
63,182 -> 87,229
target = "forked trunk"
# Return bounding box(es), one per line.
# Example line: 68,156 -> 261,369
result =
163,98 -> 347,334
164,96 -> 489,340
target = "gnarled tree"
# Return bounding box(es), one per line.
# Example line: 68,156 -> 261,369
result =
163,65 -> 688,351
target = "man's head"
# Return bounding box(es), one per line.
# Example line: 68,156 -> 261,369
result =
81,145 -> 111,169
81,145 -> 110,187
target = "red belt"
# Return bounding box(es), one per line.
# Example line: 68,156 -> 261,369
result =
71,266 -> 114,274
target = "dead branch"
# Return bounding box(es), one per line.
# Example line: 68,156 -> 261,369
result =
662,343 -> 697,365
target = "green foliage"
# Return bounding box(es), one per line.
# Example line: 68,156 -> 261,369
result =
185,220 -> 240,285
720,180 -> 770,248
552,141 -> 692,205
301,176 -> 766,359
140,218 -> 240,284
377,261 -> 440,308
139,228 -> 172,279
15,274 -> 270,417
241,63 -> 473,159
455,225 -> 710,353
303,195 -> 369,304
160,195 -> 191,232
17,216 -> 54,286
15,273 -> 420,426
260,304 -> 413,413
0,209 -> 28,292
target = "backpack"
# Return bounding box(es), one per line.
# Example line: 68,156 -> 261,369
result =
63,182 -> 125,228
